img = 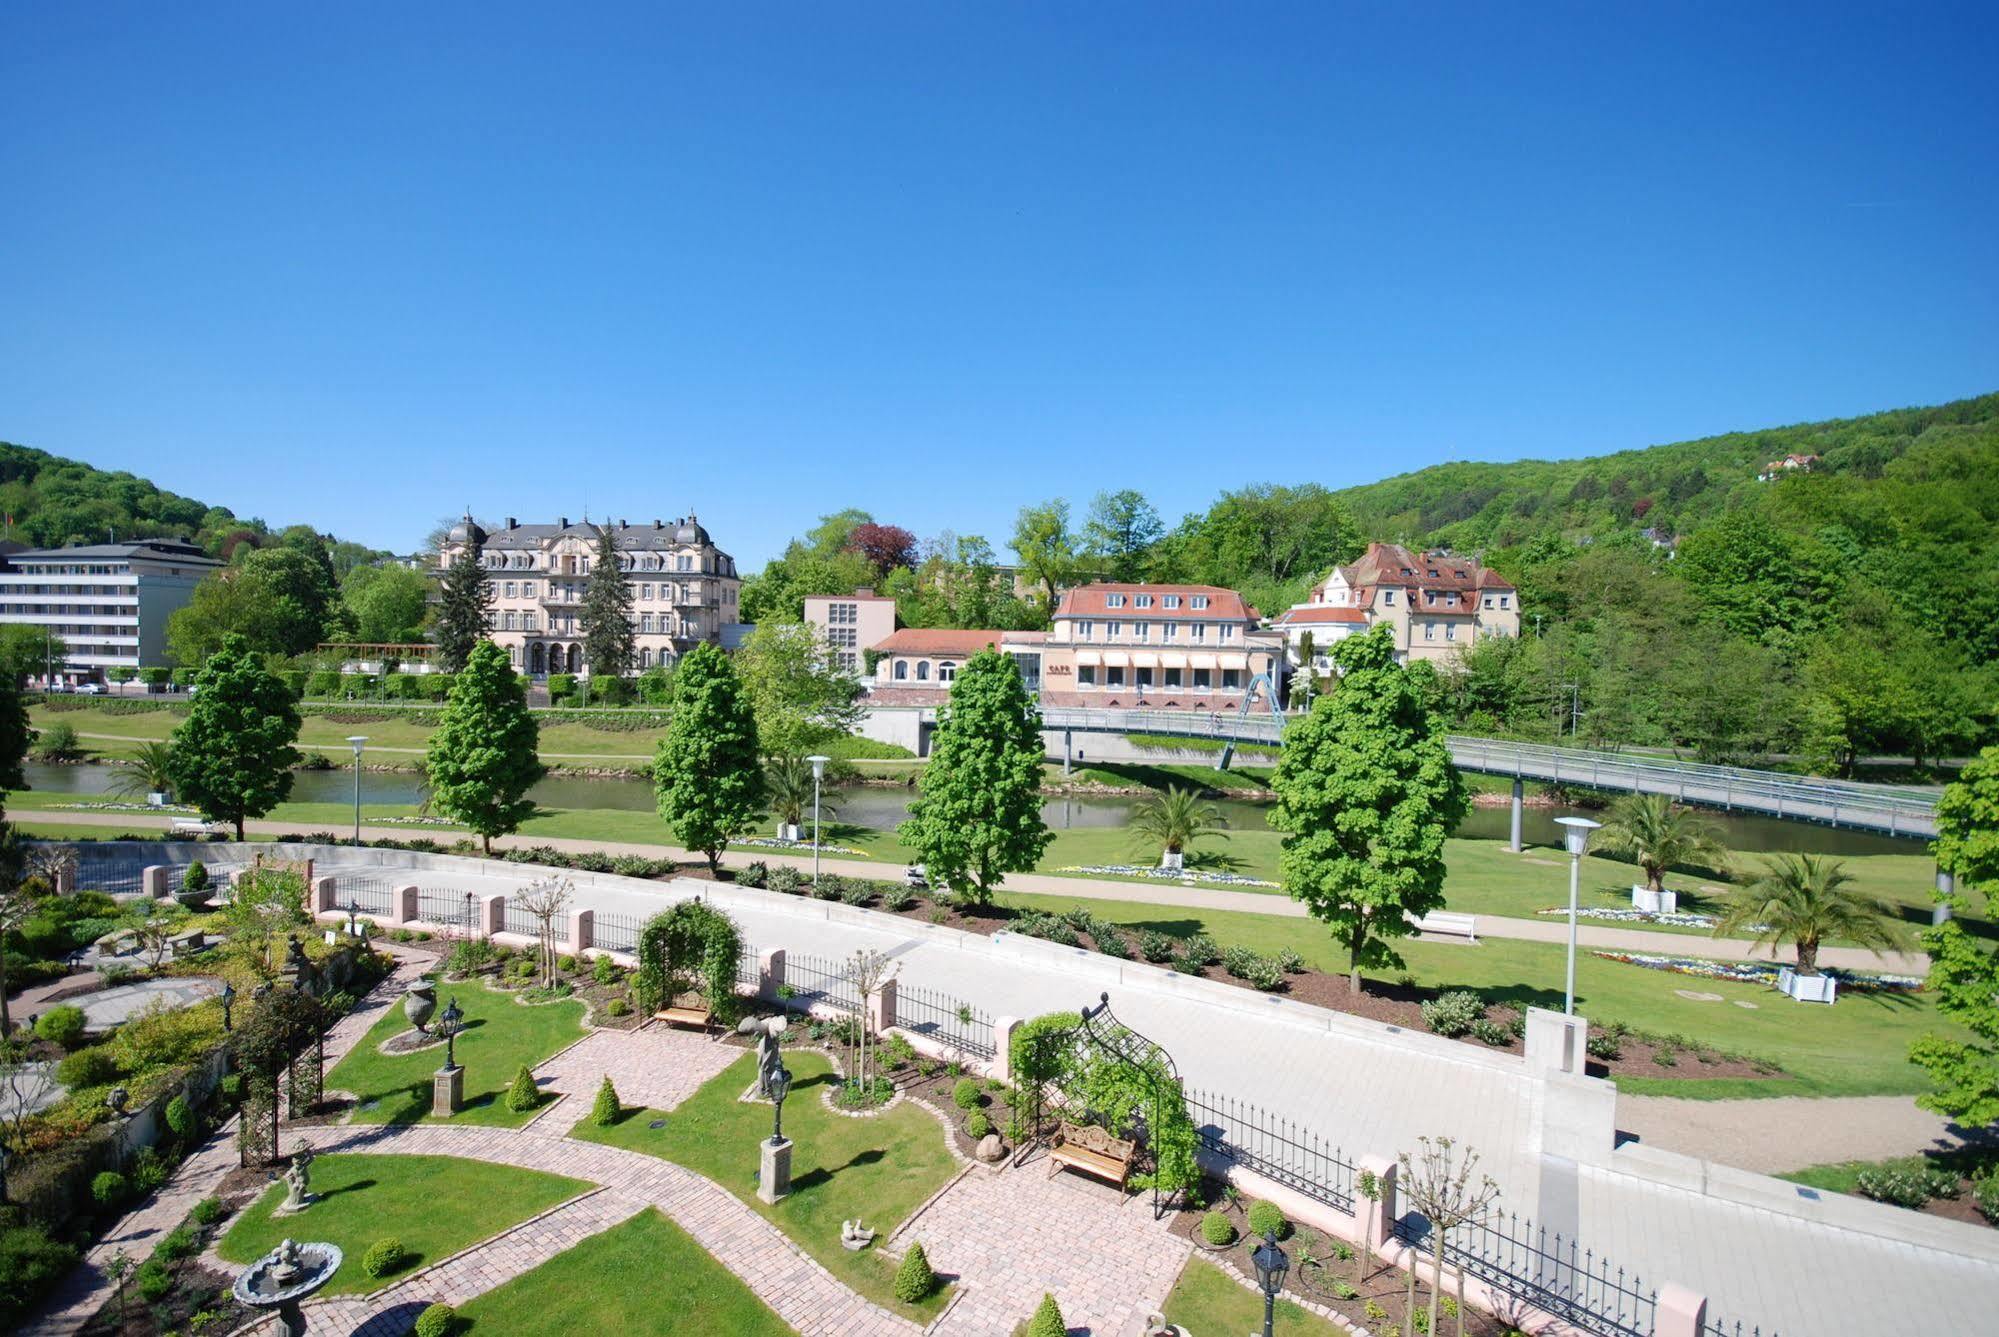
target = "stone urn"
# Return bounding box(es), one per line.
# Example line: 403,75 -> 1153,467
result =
404,981 -> 437,1035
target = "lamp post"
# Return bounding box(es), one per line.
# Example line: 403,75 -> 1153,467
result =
1554,816 -> 1601,1016
1250,1227 -> 1289,1337
345,736 -> 368,845
220,981 -> 236,1032
768,1062 -> 792,1145
345,899 -> 361,937
806,754 -> 831,889
439,997 -> 464,1070
464,892 -> 478,938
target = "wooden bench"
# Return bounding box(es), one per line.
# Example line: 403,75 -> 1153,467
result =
653,998 -> 715,1033
1047,1121 -> 1136,1189
1412,910 -> 1478,942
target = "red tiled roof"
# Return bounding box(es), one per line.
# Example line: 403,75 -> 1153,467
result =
1052,583 -> 1251,622
1272,606 -> 1367,625
869,628 -> 1006,656
1341,542 -> 1513,594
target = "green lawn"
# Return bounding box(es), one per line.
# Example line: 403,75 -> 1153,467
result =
572,1048 -> 957,1318
325,977 -> 587,1127
453,1207 -> 795,1335
1161,1257 -> 1346,1337
999,889 -> 1962,1099
217,1154 -> 587,1294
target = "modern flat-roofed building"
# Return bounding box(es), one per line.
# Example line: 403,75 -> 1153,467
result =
804,589 -> 899,675
1276,542 -> 1519,669
0,539 -> 220,684
438,514 -> 740,677
1038,582 -> 1282,711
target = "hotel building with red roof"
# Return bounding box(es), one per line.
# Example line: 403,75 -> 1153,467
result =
1273,542 -> 1520,673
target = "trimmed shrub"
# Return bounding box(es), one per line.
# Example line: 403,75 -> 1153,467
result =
1420,991 -> 1484,1039
190,1196 -> 226,1227
1199,1211 -> 1235,1246
1025,1293 -> 1066,1337
362,1237 -> 411,1279
592,1075 -> 621,1126
767,865 -> 804,895
35,1005 -> 87,1050
182,861 -> 210,894
1246,1200 -> 1288,1240
165,1094 -> 194,1139
414,1301 -> 457,1337
92,1171 -> 129,1206
57,1044 -> 121,1089
135,1257 -> 173,1301
965,1109 -> 991,1139
891,1241 -> 936,1303
952,1078 -> 983,1111
605,998 -> 631,1017
1180,933 -> 1220,967
504,1064 -> 541,1113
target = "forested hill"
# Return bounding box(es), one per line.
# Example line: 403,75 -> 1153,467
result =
1330,391 -> 1999,552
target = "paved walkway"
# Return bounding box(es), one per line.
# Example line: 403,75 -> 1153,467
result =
529,1025 -> 741,1134
1619,1093 -> 1969,1174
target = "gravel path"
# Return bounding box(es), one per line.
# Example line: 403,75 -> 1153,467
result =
1618,1093 -> 1967,1173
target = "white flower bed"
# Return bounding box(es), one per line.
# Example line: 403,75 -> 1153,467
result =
1055,863 -> 1279,889
58,800 -> 197,814
1535,905 -> 1741,931
737,836 -> 867,856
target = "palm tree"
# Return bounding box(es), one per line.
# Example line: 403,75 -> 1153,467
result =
109,741 -> 177,802
1714,853 -> 1907,976
1594,793 -> 1729,895
1130,785 -> 1229,868
763,755 -> 837,837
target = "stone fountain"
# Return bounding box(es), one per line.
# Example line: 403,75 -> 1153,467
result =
232,1238 -> 341,1337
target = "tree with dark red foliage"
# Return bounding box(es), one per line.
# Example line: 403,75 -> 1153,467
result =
846,522 -> 917,579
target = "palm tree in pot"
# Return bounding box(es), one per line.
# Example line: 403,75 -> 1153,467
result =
1131,785 -> 1228,870
1715,853 -> 1906,977
764,755 -> 836,842
109,740 -> 177,803
1594,793 -> 1729,905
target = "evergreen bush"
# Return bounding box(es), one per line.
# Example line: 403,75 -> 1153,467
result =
892,1241 -> 936,1303
1200,1211 -> 1235,1246
592,1075 -> 621,1126
414,1301 -> 456,1337
504,1064 -> 541,1113
1419,991 -> 1484,1039
34,1005 -> 86,1049
1025,1293 -> 1066,1337
362,1237 -> 411,1278
1247,1200 -> 1288,1239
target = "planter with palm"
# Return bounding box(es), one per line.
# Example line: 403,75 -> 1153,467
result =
1131,785 -> 1228,870
1715,853 -> 1908,984
1594,793 -> 1729,911
764,755 -> 837,842
109,740 -> 177,803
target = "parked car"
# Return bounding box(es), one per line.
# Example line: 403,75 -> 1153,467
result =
75,682 -> 103,695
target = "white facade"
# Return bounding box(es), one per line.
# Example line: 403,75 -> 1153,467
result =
0,540 -> 220,682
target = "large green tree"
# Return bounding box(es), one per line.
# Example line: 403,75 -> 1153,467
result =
0,671 -> 30,798
433,541 -> 492,674
580,526 -> 636,680
1010,499 -> 1079,605
0,625 -> 64,688
734,621 -> 864,760
166,634 -> 302,839
1912,747 -> 1999,1127
424,640 -> 545,853
1269,624 -> 1469,991
1081,489 -> 1163,582
653,643 -> 764,871
341,563 -> 431,643
897,648 -> 1050,905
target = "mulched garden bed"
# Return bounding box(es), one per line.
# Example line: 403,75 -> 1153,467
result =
80,1251 -> 250,1336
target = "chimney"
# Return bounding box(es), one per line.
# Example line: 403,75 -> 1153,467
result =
505,516 -> 517,530
652,519 -> 662,529
559,517 -> 569,529
856,587 -> 874,597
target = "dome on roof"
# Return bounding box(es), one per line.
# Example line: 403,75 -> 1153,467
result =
447,514 -> 486,546
674,514 -> 709,545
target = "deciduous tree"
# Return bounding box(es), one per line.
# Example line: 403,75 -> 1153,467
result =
846,522 -> 917,579
424,640 -> 544,853
1911,747 -> 1999,1126
166,635 -> 302,839
1081,489 -> 1163,582
653,643 -> 764,871
1010,499 -> 1079,605
734,621 -> 864,760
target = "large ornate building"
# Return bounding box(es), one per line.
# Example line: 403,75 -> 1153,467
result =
438,514 -> 740,677
1272,542 -> 1519,670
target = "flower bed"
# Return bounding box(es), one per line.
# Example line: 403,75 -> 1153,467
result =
1535,905 -> 1765,932
1054,863 -> 1279,889
735,836 -> 867,856
1591,950 -> 1923,993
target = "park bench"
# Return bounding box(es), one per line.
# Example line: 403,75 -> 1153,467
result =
1047,1120 -> 1136,1190
1411,910 -> 1478,942
170,817 -> 218,836
653,995 -> 715,1034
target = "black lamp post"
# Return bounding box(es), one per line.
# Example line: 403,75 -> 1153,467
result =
345,898 -> 362,936
439,997 -> 464,1069
767,1063 -> 792,1145
1251,1227 -> 1289,1337
463,892 -> 477,937
220,981 -> 236,1031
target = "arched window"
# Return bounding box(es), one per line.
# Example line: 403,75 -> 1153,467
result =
916,661 -> 930,681
938,661 -> 957,682
893,660 -> 908,681
529,643 -> 545,674
640,648 -> 652,668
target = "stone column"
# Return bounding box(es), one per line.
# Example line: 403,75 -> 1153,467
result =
432,1065 -> 463,1118
1358,1155 -> 1398,1257
313,876 -> 338,914
1655,1283 -> 1707,1337
1935,867 -> 1956,925
869,977 -> 898,1033
758,1137 -> 793,1204
758,948 -> 787,1000
1062,730 -> 1073,777
482,894 -> 507,936
1509,778 -> 1524,853
142,865 -> 169,900
570,908 -> 594,953
991,1015 -> 1021,1083
394,885 -> 420,925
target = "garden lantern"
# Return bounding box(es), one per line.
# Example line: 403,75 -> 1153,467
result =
464,891 -> 478,936
1250,1227 -> 1289,1337
806,754 -> 831,889
345,736 -> 368,846
439,997 -> 464,1069
221,981 -> 237,1031
768,1062 -> 792,1145
345,898 -> 361,936
1554,816 -> 1601,1015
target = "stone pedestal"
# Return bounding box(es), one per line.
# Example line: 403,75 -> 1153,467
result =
758,1137 -> 793,1204
433,1064 -> 464,1117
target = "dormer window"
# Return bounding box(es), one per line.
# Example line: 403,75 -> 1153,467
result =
1163,595 -> 1180,608
1428,569 -> 1439,577
1190,595 -> 1209,610
1135,594 -> 1153,608
1106,594 -> 1126,608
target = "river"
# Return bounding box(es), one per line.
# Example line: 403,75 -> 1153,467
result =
19,762 -> 1917,855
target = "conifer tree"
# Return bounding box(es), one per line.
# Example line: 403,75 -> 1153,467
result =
653,643 -> 763,871
434,536 -> 492,674
166,634 -> 302,840
580,526 -> 636,682
425,641 -> 545,853
896,648 -> 1049,906
1269,624 -> 1468,992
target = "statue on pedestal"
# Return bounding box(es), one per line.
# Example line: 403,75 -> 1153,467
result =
281,1142 -> 316,1211
735,1015 -> 788,1099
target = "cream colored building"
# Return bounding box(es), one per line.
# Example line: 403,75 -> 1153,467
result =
803,589 -> 899,675
1039,583 -> 1282,711
438,514 -> 739,677
1273,542 -> 1519,670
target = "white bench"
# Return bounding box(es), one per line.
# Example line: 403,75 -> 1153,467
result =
1413,910 -> 1479,942
170,818 -> 213,835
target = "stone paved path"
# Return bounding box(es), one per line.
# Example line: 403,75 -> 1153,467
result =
529,1025 -> 741,1133
895,1158 -> 1191,1337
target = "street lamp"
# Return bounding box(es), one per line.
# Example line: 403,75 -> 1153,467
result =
767,1062 -> 792,1145
1250,1227 -> 1289,1337
345,898 -> 362,937
439,997 -> 464,1069
1554,816 -> 1601,1016
806,755 -> 831,890
220,981 -> 236,1032
345,736 -> 368,846
464,891 -> 478,938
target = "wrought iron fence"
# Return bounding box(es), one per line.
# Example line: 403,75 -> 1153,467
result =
782,952 -> 860,1013
895,983 -> 994,1059
1394,1210 -> 1657,1337
1184,1087 -> 1357,1213
502,902 -> 539,937
736,945 -> 759,987
335,875 -> 395,917
1704,1317 -> 1776,1337
75,860 -> 150,896
592,910 -> 643,953
417,890 -> 473,929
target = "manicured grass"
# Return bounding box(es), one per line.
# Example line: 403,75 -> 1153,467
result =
453,1207 -> 795,1335
326,977 -> 587,1126
216,1154 -> 587,1295
572,1048 -> 958,1317
1161,1257 -> 1347,1336
998,889 -> 1964,1099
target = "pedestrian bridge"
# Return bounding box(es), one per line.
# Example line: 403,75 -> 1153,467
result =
1035,706 -> 1939,839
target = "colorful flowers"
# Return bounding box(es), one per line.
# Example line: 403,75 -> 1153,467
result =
1536,906 -> 1762,932
1591,950 -> 1922,993
737,836 -> 867,856
1054,863 -> 1280,889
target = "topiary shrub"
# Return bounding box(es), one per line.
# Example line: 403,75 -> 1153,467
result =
35,1005 -> 87,1050
57,1045 -> 121,1089
362,1237 -> 411,1279
592,1075 -> 621,1126
965,1109 -> 991,1140
504,1064 -> 541,1113
413,1301 -> 456,1337
1246,1200 -> 1288,1240
190,1196 -> 226,1228
605,998 -> 630,1017
91,1171 -> 129,1207
1199,1210 -> 1235,1246
1025,1292 -> 1066,1337
1419,991 -> 1484,1039
952,1078 -> 983,1111
892,1241 -> 936,1303
165,1094 -> 194,1139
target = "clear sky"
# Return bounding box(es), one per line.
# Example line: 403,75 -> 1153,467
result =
2,3 -> 1993,565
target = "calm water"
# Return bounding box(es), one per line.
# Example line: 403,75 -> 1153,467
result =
23,761 -> 1916,854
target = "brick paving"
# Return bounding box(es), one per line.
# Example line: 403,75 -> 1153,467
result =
528,1024 -> 741,1133
895,1158 -> 1192,1337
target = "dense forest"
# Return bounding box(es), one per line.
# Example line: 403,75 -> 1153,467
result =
744,392 -> 1999,771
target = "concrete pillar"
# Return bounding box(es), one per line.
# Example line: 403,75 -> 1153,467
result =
1655,1283 -> 1708,1337
1062,730 -> 1073,777
1358,1155 -> 1398,1256
143,865 -> 169,900
1524,1007 -> 1586,1074
313,876 -> 338,914
394,885 -> 419,925
1509,778 -> 1524,853
869,977 -> 898,1033
54,865 -> 75,895
1935,867 -> 1956,925
482,894 -> 507,936
570,908 -> 594,952
758,948 -> 786,999
991,1015 -> 1021,1083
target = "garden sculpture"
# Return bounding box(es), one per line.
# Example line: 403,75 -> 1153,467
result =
404,980 -> 437,1035
736,1014 -> 788,1098
840,1218 -> 876,1251
281,1141 -> 316,1210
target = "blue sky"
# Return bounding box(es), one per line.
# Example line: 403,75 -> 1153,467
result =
2,3 -> 1993,565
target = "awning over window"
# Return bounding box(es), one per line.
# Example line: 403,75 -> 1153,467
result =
1074,649 -> 1102,666
1159,652 -> 1189,668
1102,651 -> 1131,667
1131,652 -> 1159,668
1189,653 -> 1218,669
